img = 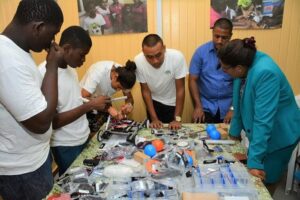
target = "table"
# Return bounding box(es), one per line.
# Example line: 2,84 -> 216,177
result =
48,123 -> 273,200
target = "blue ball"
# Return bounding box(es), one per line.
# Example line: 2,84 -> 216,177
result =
209,129 -> 221,140
206,124 -> 216,133
144,144 -> 157,157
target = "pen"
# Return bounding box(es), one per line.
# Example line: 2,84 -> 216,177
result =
111,96 -> 127,102
81,96 -> 127,103
105,115 -> 111,130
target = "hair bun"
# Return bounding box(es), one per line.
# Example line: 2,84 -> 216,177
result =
125,60 -> 137,71
243,37 -> 256,50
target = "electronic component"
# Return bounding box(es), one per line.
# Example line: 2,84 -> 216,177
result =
83,159 -> 100,167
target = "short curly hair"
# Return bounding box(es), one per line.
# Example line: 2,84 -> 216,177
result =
14,0 -> 63,26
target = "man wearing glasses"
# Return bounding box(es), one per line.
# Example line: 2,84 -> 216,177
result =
134,34 -> 188,130
189,18 -> 234,124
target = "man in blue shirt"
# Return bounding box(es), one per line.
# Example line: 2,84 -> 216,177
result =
189,18 -> 233,123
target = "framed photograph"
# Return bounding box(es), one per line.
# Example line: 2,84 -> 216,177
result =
78,0 -> 148,35
210,0 -> 285,29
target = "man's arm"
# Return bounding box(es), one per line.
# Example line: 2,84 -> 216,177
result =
21,42 -> 64,134
174,77 -> 185,118
140,83 -> 157,121
52,96 -> 111,129
223,109 -> 233,124
140,82 -> 163,128
169,77 -> 185,130
188,74 -> 205,122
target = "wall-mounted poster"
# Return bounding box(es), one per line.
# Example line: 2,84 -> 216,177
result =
78,0 -> 147,35
210,0 -> 285,29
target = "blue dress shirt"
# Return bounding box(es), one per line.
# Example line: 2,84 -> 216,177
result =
189,41 -> 233,119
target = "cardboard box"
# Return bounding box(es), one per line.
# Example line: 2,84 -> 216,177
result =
182,192 -> 219,200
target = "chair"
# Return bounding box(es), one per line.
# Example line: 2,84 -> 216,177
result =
285,95 -> 300,194
286,143 -> 300,194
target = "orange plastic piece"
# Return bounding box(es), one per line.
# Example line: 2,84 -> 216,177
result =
152,139 -> 164,152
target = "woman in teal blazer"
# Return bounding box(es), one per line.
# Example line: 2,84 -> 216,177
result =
217,37 -> 300,194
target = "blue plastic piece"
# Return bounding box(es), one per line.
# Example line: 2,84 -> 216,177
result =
144,144 -> 157,157
186,154 -> 193,167
209,129 -> 221,140
206,124 -> 216,132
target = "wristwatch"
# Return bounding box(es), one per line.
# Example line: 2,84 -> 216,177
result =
175,116 -> 182,122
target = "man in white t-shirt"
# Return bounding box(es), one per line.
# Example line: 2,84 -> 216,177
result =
39,26 -> 110,176
0,0 -> 64,199
134,34 -> 188,130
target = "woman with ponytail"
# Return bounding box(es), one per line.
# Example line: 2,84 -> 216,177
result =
80,60 -> 136,122
218,37 -> 300,195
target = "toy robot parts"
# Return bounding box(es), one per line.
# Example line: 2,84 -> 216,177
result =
151,139 -> 164,152
144,144 -> 157,157
206,124 -> 221,140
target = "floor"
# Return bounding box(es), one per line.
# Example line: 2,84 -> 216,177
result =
273,172 -> 299,200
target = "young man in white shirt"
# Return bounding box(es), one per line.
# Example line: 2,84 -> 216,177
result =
0,0 -> 64,199
134,34 -> 188,130
39,26 -> 110,176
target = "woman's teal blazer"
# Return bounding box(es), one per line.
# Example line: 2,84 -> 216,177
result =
229,51 -> 300,170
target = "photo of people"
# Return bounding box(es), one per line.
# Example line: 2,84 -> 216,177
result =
211,0 -> 285,29
77,0 -> 148,35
